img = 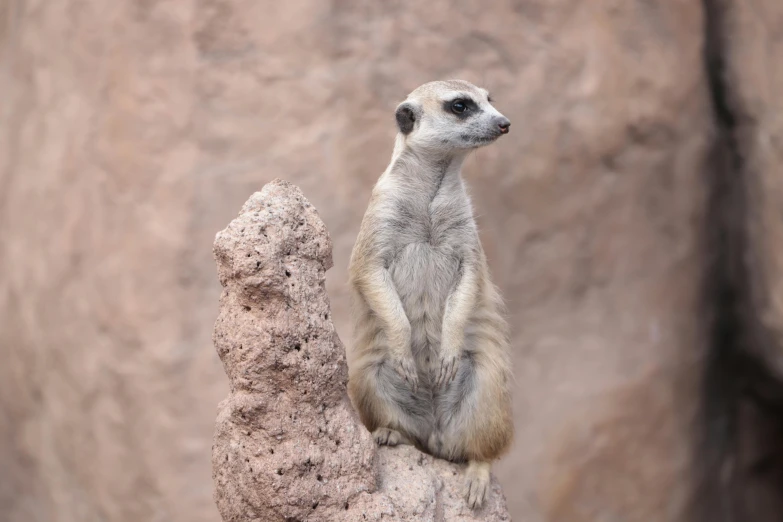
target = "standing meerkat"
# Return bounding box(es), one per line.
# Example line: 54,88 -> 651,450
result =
347,79 -> 514,509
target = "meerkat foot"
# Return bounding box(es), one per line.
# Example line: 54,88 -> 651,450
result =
464,460 -> 491,509
373,427 -> 409,447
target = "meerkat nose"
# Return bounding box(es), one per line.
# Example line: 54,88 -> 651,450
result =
496,117 -> 511,134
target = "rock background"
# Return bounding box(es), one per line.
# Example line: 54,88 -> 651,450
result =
0,0 -> 781,521
701,2 -> 783,521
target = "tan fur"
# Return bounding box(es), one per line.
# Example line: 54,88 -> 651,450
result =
347,80 -> 514,509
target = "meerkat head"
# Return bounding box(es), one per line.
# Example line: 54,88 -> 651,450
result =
394,80 -> 510,153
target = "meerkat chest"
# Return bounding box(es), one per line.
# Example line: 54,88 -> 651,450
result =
389,192 -> 474,253
386,190 -> 475,306
390,241 -> 460,325
434,189 -> 476,233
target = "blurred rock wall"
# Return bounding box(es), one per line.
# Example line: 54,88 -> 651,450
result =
0,0 -> 781,521
701,1 -> 783,520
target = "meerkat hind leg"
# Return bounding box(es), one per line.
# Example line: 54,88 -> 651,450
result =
434,352 -> 510,509
372,427 -> 412,447
464,460 -> 491,509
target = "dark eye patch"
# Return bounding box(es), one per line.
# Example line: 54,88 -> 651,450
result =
442,96 -> 480,120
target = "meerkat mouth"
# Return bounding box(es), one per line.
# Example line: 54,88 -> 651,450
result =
461,134 -> 500,145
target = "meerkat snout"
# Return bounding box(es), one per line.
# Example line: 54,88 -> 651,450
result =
495,116 -> 511,134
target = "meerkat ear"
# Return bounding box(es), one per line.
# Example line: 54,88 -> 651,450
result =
395,101 -> 420,135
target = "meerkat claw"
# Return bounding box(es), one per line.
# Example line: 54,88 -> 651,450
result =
436,353 -> 459,388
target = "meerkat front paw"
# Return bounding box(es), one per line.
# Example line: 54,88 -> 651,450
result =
464,460 -> 491,509
435,350 -> 460,388
390,351 -> 419,392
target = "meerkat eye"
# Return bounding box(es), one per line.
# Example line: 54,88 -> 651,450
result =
451,100 -> 467,114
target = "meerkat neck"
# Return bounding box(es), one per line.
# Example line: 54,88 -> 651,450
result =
388,136 -> 468,186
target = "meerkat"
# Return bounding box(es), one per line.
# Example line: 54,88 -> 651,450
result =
346,79 -> 514,509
